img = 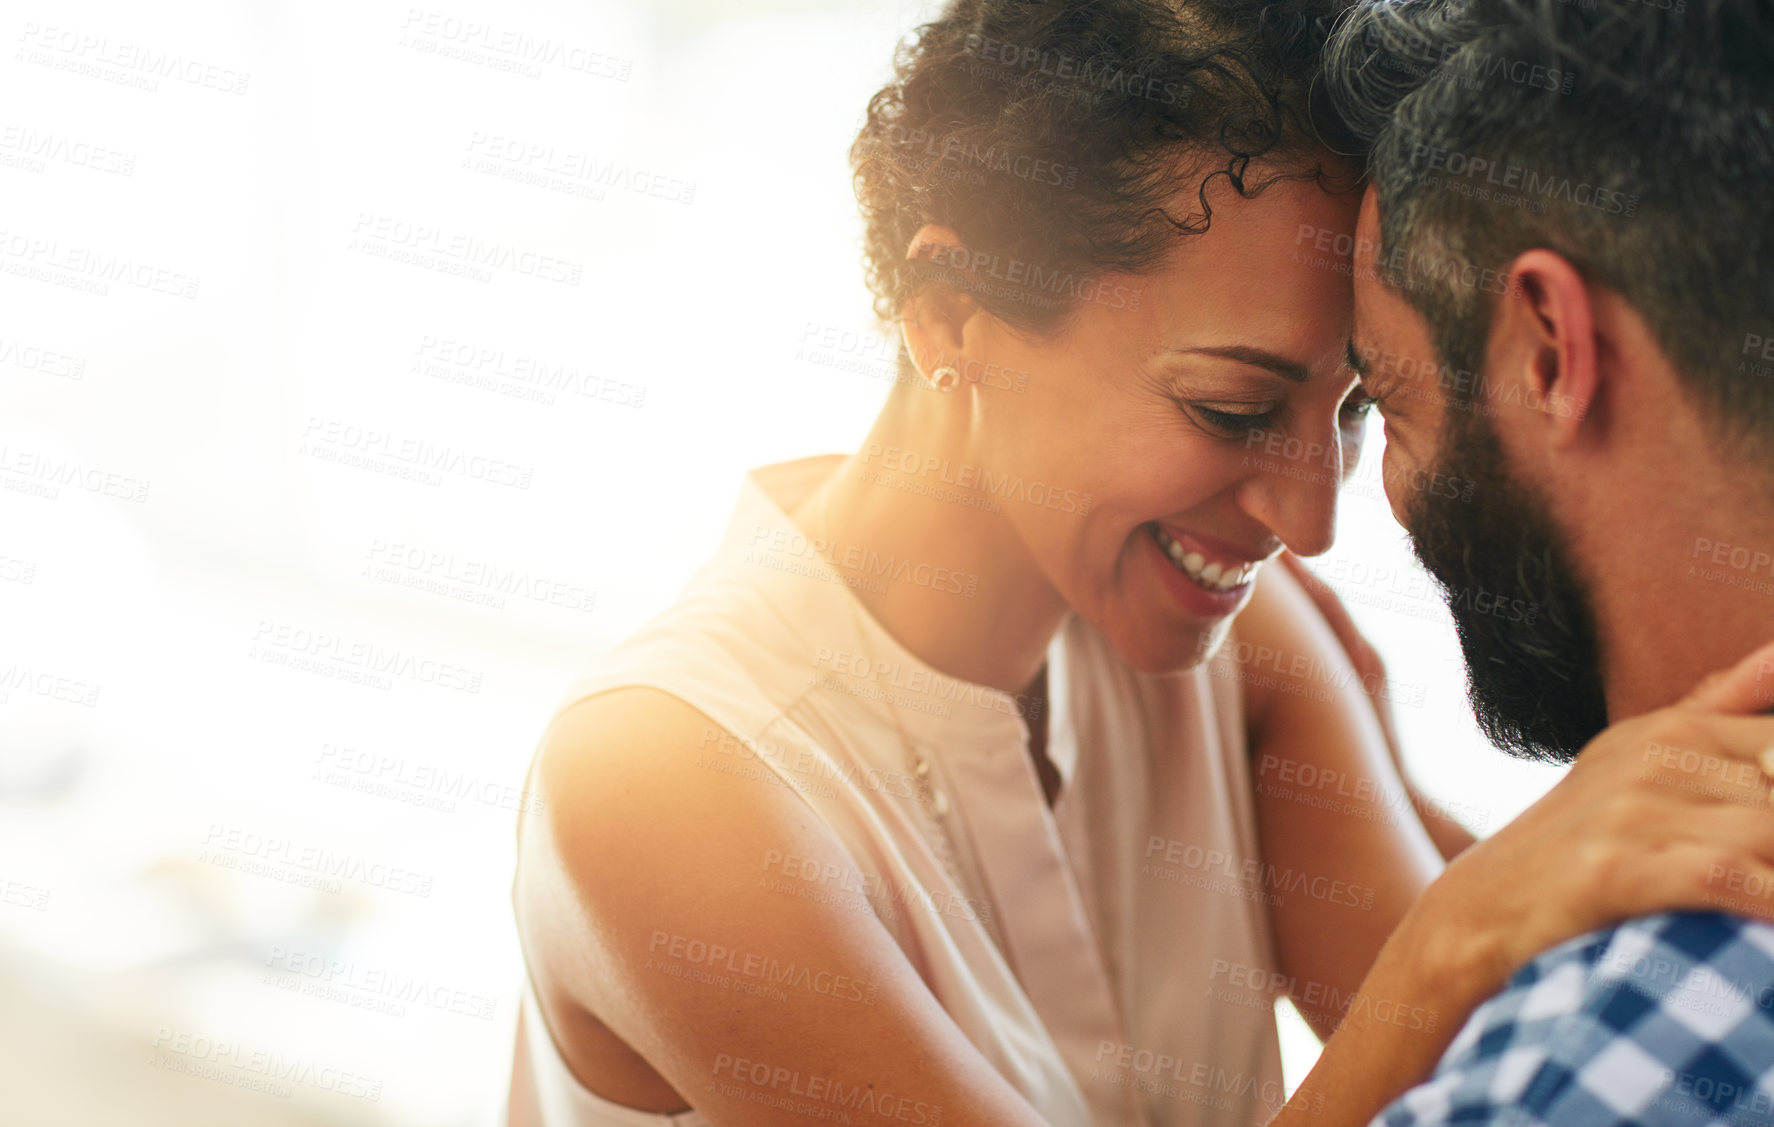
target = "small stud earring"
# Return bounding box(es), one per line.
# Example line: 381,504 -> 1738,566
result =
929,366 -> 960,392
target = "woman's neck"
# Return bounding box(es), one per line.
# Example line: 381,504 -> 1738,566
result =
795,388 -> 1070,698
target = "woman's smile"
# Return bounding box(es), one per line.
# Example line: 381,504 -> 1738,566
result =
1150,522 -> 1271,592
1138,521 -> 1264,619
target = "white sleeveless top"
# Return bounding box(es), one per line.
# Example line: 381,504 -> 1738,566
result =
514,454 -> 1287,1127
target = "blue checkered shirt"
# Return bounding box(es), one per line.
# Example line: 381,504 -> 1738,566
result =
1375,911 -> 1774,1126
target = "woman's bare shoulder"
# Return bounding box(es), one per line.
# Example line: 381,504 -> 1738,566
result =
1227,561 -> 1323,724
532,686 -> 736,799
519,685 -> 798,911
514,685 -> 881,1007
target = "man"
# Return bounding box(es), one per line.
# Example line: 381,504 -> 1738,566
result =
1321,0 -> 1774,1120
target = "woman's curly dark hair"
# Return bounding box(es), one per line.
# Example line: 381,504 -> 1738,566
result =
851,0 -> 1361,337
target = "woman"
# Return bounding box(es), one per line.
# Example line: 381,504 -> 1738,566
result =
505,1 -> 1774,1124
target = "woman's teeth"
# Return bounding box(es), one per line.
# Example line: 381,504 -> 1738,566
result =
1151,525 -> 1258,592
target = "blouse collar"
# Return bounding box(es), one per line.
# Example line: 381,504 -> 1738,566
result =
710,454 -> 1054,760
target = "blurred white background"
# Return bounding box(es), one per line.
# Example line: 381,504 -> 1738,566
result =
0,0 -> 1565,1122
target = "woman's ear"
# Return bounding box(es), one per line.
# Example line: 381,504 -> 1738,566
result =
906,224 -> 965,265
899,224 -> 981,380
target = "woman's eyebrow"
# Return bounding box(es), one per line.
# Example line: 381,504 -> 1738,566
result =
1167,345 -> 1310,383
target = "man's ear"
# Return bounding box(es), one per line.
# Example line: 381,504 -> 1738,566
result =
899,224 -> 981,378
1497,249 -> 1599,446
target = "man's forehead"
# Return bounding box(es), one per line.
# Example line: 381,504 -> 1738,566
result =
1354,186 -> 1384,268
1349,216 -> 1437,368
1352,275 -> 1424,347
1350,187 -> 1389,348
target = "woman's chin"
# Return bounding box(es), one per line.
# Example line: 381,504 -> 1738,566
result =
1103,617 -> 1230,677
1079,530 -> 1244,674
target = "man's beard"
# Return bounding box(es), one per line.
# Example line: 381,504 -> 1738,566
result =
1401,405 -> 1611,764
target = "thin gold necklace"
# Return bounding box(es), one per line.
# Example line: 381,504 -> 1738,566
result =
810,474 -> 969,892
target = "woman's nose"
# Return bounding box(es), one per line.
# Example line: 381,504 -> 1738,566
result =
1234,426 -> 1344,558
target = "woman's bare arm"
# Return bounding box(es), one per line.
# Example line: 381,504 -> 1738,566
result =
1236,563 -> 1444,1041
514,687 -> 1053,1127
1277,552 -> 1476,862
517,645 -> 1774,1127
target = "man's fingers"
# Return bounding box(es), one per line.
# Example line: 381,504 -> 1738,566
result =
1681,639 -> 1774,715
